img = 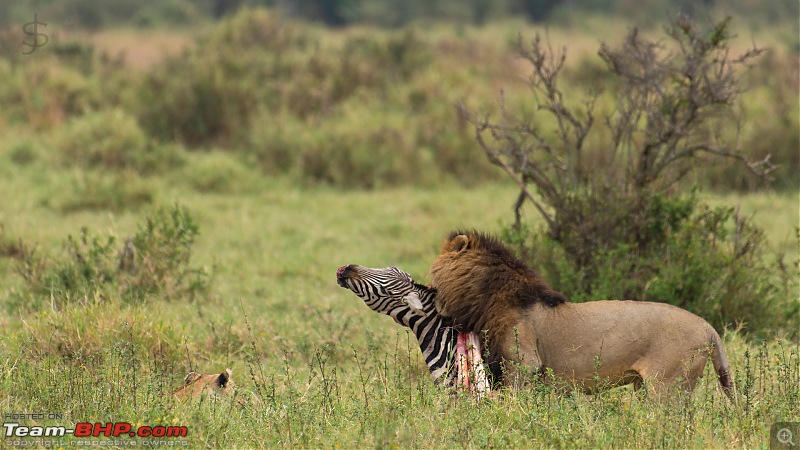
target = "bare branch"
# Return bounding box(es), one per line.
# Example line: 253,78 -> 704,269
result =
461,104 -> 556,231
461,15 -> 769,253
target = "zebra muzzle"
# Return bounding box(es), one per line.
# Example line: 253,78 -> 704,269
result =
336,265 -> 353,287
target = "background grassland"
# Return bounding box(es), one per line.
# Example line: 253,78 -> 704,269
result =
1,9 -> 797,190
0,8 -> 798,449
0,164 -> 797,447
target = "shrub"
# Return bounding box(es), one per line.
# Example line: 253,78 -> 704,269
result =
701,49 -> 800,191
181,151 -> 258,194
136,56 -> 258,146
11,204 -> 210,311
467,16 -> 794,336
56,171 -> 155,213
247,108 -> 445,189
132,0 -> 202,27
53,108 -> 181,173
507,193 -> 798,337
8,139 -> 42,166
0,223 -> 28,260
123,204 -> 210,301
136,8 -> 435,150
135,8 -> 295,146
55,109 -> 146,169
0,63 -> 99,129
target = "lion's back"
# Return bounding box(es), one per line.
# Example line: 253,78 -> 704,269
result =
550,299 -> 716,350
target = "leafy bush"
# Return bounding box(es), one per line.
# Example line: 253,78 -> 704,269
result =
0,223 -> 27,260
2,8 -> 796,191
56,171 -> 155,213
53,109 -> 182,173
136,8 -> 433,147
702,50 -> 800,191
137,56 -> 258,146
0,63 -> 100,129
123,204 -> 210,301
132,0 -> 202,27
135,8 -> 297,146
12,204 -> 210,311
469,16 -> 795,336
247,110 -> 439,188
507,192 -> 799,337
8,139 -> 42,166
55,109 -> 146,168
181,151 -> 259,193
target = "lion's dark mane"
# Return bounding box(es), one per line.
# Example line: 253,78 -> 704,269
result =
446,229 -> 567,309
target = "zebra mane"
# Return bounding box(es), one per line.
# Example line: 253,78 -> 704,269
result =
413,281 -> 436,293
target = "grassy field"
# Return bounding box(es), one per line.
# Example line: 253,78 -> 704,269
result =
0,154 -> 798,447
0,13 -> 798,449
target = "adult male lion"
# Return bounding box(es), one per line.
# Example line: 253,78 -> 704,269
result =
430,230 -> 733,399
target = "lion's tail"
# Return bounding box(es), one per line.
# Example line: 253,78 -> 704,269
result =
709,329 -> 734,400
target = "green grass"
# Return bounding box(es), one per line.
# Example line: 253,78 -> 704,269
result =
0,13 -> 798,449
704,192 -> 800,255
0,151 -> 798,447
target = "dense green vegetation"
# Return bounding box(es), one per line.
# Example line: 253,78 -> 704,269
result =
1,8 -> 796,190
0,5 -> 797,448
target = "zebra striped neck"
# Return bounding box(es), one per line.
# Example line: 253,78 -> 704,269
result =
338,265 -> 458,385
399,287 -> 458,385
370,285 -> 457,386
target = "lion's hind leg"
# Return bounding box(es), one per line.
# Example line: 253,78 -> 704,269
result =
638,350 -> 711,401
631,360 -> 675,401
675,349 -> 712,395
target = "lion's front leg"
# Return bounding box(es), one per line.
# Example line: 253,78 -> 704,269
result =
500,327 -> 544,389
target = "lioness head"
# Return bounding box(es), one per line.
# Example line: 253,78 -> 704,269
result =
171,368 -> 234,402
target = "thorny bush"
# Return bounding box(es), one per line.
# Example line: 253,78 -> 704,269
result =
10,204 -> 210,311
466,15 -> 796,337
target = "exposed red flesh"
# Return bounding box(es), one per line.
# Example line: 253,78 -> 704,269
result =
455,332 -> 490,397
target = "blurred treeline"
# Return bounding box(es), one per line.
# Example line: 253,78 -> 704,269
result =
0,0 -> 797,28
0,4 -> 797,192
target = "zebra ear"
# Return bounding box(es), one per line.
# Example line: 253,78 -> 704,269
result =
403,292 -> 425,315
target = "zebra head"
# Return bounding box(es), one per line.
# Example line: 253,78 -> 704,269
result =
336,264 -> 436,326
337,264 -> 456,383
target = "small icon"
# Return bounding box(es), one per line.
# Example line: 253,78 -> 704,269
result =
778,428 -> 796,446
773,423 -> 800,449
22,13 -> 49,55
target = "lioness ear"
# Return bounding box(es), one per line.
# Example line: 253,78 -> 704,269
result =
447,234 -> 470,253
403,292 -> 424,315
217,368 -> 232,387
